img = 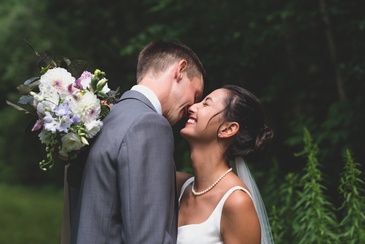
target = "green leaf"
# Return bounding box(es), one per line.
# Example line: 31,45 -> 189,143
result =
6,100 -> 31,113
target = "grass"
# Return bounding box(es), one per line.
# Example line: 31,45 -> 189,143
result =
0,183 -> 64,244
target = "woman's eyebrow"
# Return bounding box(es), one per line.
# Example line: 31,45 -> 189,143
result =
205,97 -> 213,103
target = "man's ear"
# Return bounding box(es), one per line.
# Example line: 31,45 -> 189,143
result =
176,59 -> 187,80
218,122 -> 239,139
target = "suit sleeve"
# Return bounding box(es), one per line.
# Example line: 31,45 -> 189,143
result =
117,112 -> 177,243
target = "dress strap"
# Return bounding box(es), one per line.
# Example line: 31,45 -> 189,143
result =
217,186 -> 253,210
202,186 -> 254,234
178,177 -> 194,202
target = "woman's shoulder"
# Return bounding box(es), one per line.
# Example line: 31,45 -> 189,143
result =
223,188 -> 255,213
220,183 -> 261,242
221,175 -> 256,216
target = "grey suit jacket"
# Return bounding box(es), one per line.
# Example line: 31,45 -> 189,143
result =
75,90 -> 178,244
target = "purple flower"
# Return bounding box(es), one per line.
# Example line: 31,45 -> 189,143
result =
43,104 -> 74,133
58,116 -> 73,133
71,114 -> 81,124
68,83 -> 76,94
54,103 -> 71,117
43,111 -> 59,134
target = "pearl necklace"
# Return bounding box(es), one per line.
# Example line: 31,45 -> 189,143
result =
192,168 -> 233,196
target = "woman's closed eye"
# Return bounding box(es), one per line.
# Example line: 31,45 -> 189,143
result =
202,97 -> 213,106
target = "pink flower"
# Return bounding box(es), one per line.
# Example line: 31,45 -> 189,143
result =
75,71 -> 93,90
32,119 -> 43,131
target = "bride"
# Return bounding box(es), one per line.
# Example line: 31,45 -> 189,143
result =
177,85 -> 274,244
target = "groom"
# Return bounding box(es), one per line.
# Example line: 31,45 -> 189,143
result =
74,40 -> 204,243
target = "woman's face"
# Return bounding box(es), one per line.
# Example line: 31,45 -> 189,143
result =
180,88 -> 228,141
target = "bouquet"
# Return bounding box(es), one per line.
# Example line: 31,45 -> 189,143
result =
8,42 -> 120,170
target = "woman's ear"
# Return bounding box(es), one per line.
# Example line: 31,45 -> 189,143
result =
218,122 -> 239,139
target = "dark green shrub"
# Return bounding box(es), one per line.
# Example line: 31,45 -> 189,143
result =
338,149 -> 365,243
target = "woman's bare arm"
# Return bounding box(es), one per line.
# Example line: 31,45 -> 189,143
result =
221,190 -> 261,244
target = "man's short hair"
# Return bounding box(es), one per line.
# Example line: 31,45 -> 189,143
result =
136,40 -> 205,83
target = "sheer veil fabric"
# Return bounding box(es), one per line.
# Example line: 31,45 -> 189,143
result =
234,157 -> 274,244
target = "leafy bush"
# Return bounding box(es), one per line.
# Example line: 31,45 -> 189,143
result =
269,129 -> 365,243
338,149 -> 365,243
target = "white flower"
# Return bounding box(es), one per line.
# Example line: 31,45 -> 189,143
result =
98,78 -> 110,94
39,67 -> 75,96
59,132 -> 84,157
69,91 -> 101,123
32,88 -> 60,114
76,72 -> 110,94
84,120 -> 103,138
43,111 -> 61,133
80,76 -> 92,90
36,100 -> 57,115
38,129 -> 53,144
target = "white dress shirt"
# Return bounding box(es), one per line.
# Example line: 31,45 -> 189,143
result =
131,85 -> 162,115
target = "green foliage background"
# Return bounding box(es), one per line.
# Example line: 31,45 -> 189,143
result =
0,0 -> 364,242
0,184 -> 63,243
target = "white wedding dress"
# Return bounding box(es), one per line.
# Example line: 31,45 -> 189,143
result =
177,158 -> 274,244
177,177 -> 253,244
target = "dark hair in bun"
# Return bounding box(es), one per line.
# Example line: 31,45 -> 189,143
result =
222,85 -> 274,162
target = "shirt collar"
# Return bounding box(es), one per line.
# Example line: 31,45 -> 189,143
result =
131,85 -> 162,115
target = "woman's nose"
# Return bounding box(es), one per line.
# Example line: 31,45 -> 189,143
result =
188,104 -> 197,114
